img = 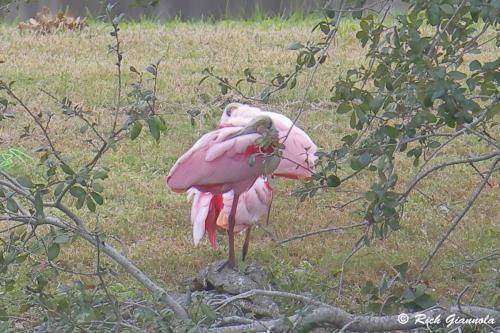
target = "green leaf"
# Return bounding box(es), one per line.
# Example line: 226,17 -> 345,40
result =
337,102 -> 352,114
60,164 -> 75,175
320,23 -> 330,35
199,302 -> 217,323
148,117 -> 160,142
16,176 -> 33,188
350,111 -> 357,129
428,141 -> 440,148
427,4 -> 441,26
93,170 -> 108,180
369,96 -> 385,113
130,121 -> 143,140
326,175 -> 341,187
469,60 -> 481,71
365,191 -> 378,202
75,196 -> 85,209
440,4 -> 454,15
393,262 -> 408,279
86,196 -> 96,212
448,71 -> 467,80
325,9 -> 335,18
90,192 -> 104,205
146,64 -> 157,76
129,65 -> 139,74
6,198 -> 18,213
92,182 -> 104,193
47,243 -> 60,261
350,158 -> 363,171
54,183 -> 65,196
70,186 -> 86,198
34,191 -> 43,216
384,126 -> 399,139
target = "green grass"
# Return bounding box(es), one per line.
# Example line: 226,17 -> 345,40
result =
0,18 -> 498,313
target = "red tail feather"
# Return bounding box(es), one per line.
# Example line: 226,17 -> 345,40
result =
206,194 -> 224,249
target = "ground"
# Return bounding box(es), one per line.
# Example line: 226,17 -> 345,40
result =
0,17 -> 498,311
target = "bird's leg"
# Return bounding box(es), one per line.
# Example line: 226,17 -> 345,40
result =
218,193 -> 239,271
241,227 -> 252,261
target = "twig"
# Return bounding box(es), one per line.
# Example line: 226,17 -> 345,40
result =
41,215 -> 190,320
4,88 -> 66,164
212,289 -> 329,311
40,88 -> 107,144
107,10 -> 123,134
400,151 -> 499,203
95,233 -> 122,331
283,0 -> 347,143
456,286 -> 471,317
278,221 -> 368,245
338,235 -> 365,299
418,155 -> 500,279
323,196 -> 364,210
427,0 -> 467,58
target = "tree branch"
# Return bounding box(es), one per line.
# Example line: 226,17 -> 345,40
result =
41,215 -> 190,321
208,304 -> 499,332
400,151 -> 499,203
417,155 -> 500,278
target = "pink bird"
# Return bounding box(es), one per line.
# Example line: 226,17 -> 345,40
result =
186,103 -> 318,260
187,177 -> 272,261
220,103 -> 318,180
167,116 -> 281,268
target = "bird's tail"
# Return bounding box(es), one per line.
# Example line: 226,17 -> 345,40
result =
205,194 -> 223,249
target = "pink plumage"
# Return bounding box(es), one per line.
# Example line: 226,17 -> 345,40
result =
166,116 -> 280,268
188,177 -> 272,249
167,125 -> 280,194
220,103 -> 318,180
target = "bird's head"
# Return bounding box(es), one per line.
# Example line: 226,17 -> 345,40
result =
229,115 -> 275,138
220,102 -> 262,126
247,115 -> 275,134
223,102 -> 242,118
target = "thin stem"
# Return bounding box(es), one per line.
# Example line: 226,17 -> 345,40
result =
278,221 -> 368,245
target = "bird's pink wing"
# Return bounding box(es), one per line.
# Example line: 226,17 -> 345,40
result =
167,127 -> 274,194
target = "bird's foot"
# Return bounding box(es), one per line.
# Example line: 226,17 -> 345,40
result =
216,259 -> 236,272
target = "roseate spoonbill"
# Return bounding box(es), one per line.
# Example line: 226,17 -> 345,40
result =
220,103 -> 318,180
186,104 -> 318,259
167,116 -> 281,268
187,177 -> 272,260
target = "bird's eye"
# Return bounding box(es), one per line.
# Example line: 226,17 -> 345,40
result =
226,109 -> 232,116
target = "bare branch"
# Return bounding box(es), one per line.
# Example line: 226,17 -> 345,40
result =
41,215 -> 190,321
418,155 -> 500,278
208,304 -> 499,333
400,151 -> 499,203
5,88 -> 66,164
282,0 -> 349,142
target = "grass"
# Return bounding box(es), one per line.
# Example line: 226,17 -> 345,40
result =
0,17 -> 498,313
